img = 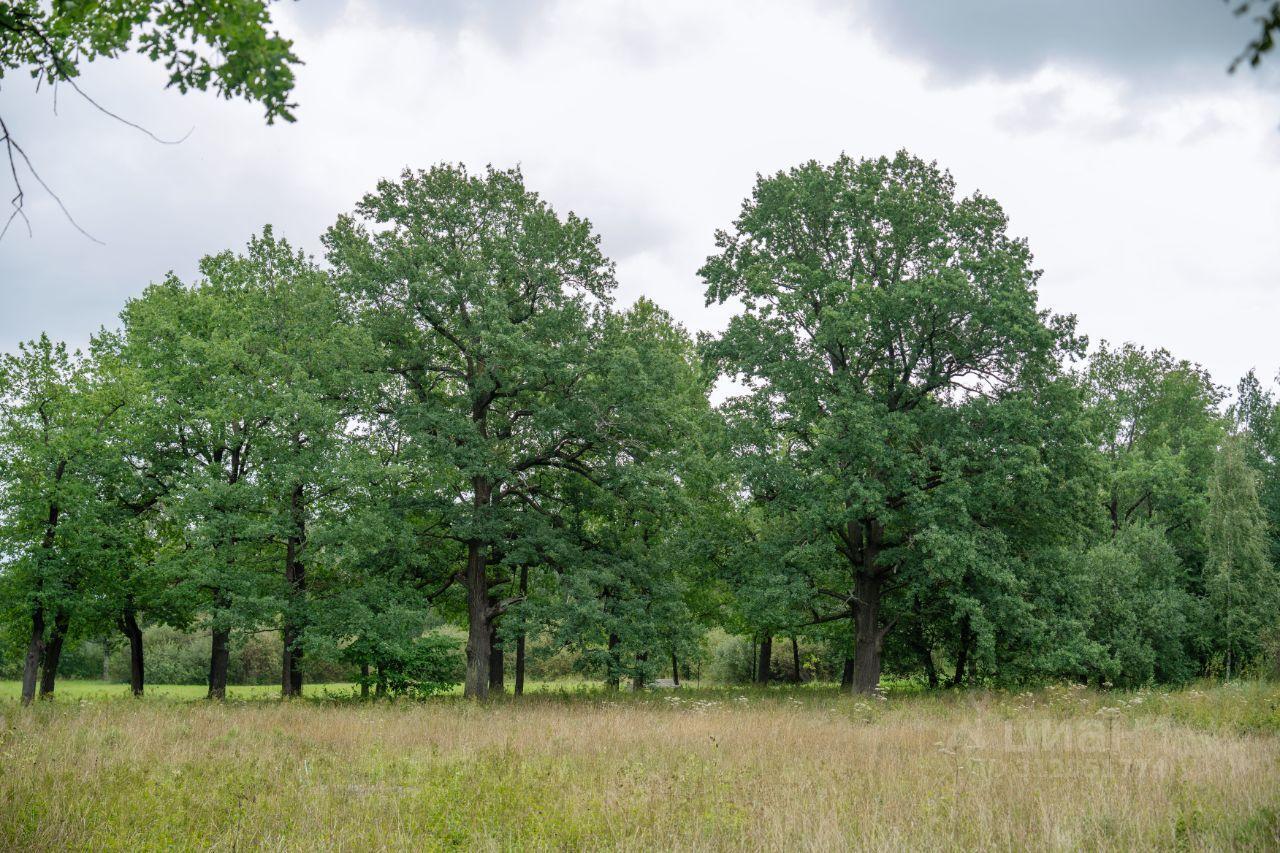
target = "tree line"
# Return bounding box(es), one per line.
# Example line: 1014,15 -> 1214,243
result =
2,153 -> 1277,704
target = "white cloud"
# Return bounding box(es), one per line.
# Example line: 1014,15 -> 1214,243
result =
2,0 -> 1277,390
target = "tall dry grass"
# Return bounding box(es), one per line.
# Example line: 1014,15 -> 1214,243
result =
0,684 -> 1277,850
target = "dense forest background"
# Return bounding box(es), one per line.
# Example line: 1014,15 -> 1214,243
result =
3,153 -> 1278,703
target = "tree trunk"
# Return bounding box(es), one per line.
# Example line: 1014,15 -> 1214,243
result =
606,633 -> 621,690
920,642 -> 939,689
909,598 -> 938,689
951,620 -> 971,688
281,627 -> 303,697
20,607 -> 45,706
375,663 -> 386,698
463,529 -> 492,700
282,483 -> 306,698
840,657 -> 854,689
208,626 -> 230,700
512,627 -> 527,696
842,518 -> 895,695
23,490 -> 63,706
39,609 -> 70,699
102,635 -> 111,681
488,622 -> 505,693
671,650 -> 680,686
514,566 -> 528,697
755,633 -> 772,685
119,602 -> 145,697
791,635 -> 802,683
850,571 -> 888,695
360,662 -> 370,699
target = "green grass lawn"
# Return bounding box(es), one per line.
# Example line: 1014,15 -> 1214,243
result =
0,679 -> 359,701
0,675 -> 636,702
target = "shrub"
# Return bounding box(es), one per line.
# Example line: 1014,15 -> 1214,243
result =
371,632 -> 464,697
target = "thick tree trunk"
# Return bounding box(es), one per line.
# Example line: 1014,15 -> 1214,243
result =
851,572 -> 888,695
671,650 -> 680,686
282,483 -> 306,698
842,518 -> 896,695
281,626 -> 303,697
360,662 -> 370,699
20,607 -> 45,706
39,609 -> 70,699
119,602 -> 145,697
208,626 -> 230,700
514,566 -> 528,696
488,622 -> 505,693
514,635 -> 526,696
840,656 -> 854,689
791,635 -> 802,683
755,633 -> 772,685
375,663 -> 386,698
23,491 -> 63,707
464,533 -> 493,700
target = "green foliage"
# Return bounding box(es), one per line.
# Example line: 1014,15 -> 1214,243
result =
1085,342 -> 1224,560
325,163 -> 714,697
0,0 -> 300,123
701,150 -> 1086,692
0,333 -> 130,693
1076,524 -> 1203,686
1204,435 -> 1280,676
1,151 -> 1274,700
370,633 -> 465,698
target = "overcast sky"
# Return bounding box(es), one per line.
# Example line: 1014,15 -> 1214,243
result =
2,0 -> 1277,392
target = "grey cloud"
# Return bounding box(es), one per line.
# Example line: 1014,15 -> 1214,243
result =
4,0 -> 1278,396
847,0 -> 1263,84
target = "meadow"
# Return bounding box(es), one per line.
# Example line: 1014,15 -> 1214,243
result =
1,681 -> 1278,850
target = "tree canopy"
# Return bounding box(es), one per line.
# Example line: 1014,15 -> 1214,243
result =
2,152 -> 1276,703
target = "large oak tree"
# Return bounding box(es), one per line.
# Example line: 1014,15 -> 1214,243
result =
326,164 -> 624,700
702,151 -> 1077,693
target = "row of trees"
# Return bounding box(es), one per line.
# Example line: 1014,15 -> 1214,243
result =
2,154 -> 1277,703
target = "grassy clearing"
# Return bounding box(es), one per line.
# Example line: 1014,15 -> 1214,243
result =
0,682 -> 1277,850
0,680 -> 356,701
0,677 -> 616,702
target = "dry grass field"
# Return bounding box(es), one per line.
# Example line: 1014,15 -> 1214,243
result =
1,682 -> 1278,851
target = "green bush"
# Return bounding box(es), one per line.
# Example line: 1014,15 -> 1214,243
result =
42,627 -> 359,687
703,629 -> 754,684
370,632 -> 464,697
